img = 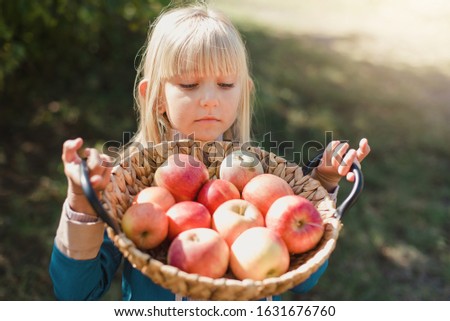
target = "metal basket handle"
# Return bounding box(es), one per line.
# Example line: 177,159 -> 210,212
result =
302,152 -> 364,220
80,159 -> 121,234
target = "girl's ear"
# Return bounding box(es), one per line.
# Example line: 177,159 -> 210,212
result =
138,79 -> 148,98
140,79 -> 166,114
247,78 -> 254,91
158,100 -> 167,114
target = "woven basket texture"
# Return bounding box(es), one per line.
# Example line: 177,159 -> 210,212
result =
101,140 -> 342,300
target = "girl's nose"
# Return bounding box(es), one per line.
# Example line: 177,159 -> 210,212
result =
200,86 -> 219,108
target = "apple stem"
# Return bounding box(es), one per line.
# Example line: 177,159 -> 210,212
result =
188,234 -> 200,242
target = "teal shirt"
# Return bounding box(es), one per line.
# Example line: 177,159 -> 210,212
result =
49,232 -> 328,300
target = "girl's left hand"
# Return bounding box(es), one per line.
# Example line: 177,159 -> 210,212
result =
312,138 -> 371,192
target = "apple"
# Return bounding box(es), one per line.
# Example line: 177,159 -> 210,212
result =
132,186 -> 176,211
265,195 -> 324,254
196,179 -> 240,214
154,153 -> 209,202
219,150 -> 264,192
212,199 -> 264,246
121,203 -> 168,250
165,201 -> 211,240
167,228 -> 229,278
242,173 -> 294,217
230,227 -> 290,281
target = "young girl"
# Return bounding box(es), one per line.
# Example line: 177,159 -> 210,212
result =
50,3 -> 370,301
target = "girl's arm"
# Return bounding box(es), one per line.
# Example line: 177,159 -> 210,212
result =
53,200 -> 105,259
49,201 -> 122,300
49,229 -> 122,300
49,138 -> 119,300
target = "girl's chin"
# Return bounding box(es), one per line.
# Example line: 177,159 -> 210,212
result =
191,134 -> 223,142
171,130 -> 223,142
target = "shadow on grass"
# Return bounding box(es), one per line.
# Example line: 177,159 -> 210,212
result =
0,26 -> 449,300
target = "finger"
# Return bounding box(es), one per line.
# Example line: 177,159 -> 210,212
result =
356,138 -> 371,162
99,153 -> 115,169
85,150 -> 113,190
89,170 -> 111,189
62,138 -> 83,164
85,148 -> 106,176
326,140 -> 342,154
323,140 -> 341,158
338,149 -> 356,176
90,150 -> 114,169
85,148 -> 100,166
89,174 -> 104,188
332,142 -> 349,168
346,171 -> 355,182
346,158 -> 361,182
96,154 -> 114,189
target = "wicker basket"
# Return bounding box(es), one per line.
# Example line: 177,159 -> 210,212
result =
81,140 -> 360,300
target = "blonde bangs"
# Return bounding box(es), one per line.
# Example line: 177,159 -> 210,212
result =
160,13 -> 246,79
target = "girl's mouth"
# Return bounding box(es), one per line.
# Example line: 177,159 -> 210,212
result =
196,116 -> 220,122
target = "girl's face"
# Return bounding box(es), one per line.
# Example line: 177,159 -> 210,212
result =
162,74 -> 241,141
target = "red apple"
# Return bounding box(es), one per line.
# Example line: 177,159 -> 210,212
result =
219,150 -> 264,192
196,179 -> 240,214
230,227 -> 290,280
154,153 -> 209,202
132,186 -> 176,211
165,201 -> 211,240
242,173 -> 294,217
167,228 -> 229,278
212,199 -> 264,246
121,203 -> 168,250
265,195 -> 324,254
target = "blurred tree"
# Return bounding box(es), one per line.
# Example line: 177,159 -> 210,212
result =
0,0 -> 170,179
0,0 -> 170,300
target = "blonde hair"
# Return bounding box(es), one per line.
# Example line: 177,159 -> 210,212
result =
131,3 -> 253,147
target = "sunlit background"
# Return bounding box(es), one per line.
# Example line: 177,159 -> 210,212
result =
1,0 -> 449,300
215,0 -> 450,70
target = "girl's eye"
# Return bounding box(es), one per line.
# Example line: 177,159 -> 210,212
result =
178,82 -> 235,89
218,83 -> 235,88
179,83 -> 198,89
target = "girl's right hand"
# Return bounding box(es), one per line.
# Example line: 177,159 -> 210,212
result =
62,137 -> 113,215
